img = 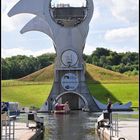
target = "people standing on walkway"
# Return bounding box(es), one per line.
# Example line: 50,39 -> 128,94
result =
1,102 -> 9,114
107,98 -> 112,124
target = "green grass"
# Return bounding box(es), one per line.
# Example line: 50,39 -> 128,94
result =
2,82 -> 138,108
1,80 -> 15,84
1,80 -> 52,87
88,83 -> 139,107
1,63 -> 139,108
117,113 -> 139,119
1,84 -> 52,108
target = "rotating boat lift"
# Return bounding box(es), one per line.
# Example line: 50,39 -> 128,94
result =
8,0 -> 131,112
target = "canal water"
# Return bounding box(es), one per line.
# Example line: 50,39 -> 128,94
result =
18,111 -> 101,140
43,111 -> 101,140
17,110 -> 139,140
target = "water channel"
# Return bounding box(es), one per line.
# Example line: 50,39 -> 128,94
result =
17,110 -> 139,140
18,111 -> 101,140
43,111 -> 100,140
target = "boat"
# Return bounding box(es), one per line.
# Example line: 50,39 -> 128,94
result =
54,103 -> 70,114
54,110 -> 68,114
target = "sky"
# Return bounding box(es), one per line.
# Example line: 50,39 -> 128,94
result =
1,0 -> 139,58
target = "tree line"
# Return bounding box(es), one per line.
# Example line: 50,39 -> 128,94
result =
1,48 -> 139,80
83,48 -> 139,75
2,53 -> 56,80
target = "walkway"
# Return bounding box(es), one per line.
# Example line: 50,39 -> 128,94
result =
2,122 -> 36,140
98,119 -> 139,140
118,120 -> 139,140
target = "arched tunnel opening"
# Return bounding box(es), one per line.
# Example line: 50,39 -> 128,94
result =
54,92 -> 88,110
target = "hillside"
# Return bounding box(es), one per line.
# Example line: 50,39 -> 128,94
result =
2,63 -> 138,107
18,63 -> 138,83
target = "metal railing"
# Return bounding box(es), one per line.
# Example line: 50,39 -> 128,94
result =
110,113 -> 119,139
1,113 -> 16,140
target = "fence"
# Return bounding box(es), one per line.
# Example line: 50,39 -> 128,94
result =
1,113 -> 16,140
110,113 -> 119,139
2,81 -> 53,87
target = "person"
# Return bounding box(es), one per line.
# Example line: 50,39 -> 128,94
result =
107,98 -> 112,124
1,102 -> 8,113
64,101 -> 70,112
54,102 -> 59,110
107,98 -> 112,113
50,98 -> 54,110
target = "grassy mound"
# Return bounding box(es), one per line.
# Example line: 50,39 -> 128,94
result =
85,64 -> 138,83
2,63 -> 138,108
18,64 -> 54,82
18,63 -> 138,83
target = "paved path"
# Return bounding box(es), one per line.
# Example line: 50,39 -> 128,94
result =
15,122 -> 36,140
2,122 -> 36,140
109,119 -> 139,140
97,119 -> 139,140
118,120 -> 139,140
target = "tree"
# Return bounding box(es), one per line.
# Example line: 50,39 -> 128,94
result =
91,47 -> 110,58
37,53 -> 56,68
1,48 -> 139,80
1,58 -> 10,79
83,54 -> 88,61
109,52 -> 121,65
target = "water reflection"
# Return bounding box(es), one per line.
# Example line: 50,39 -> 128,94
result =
44,111 -> 100,140
17,111 -> 138,140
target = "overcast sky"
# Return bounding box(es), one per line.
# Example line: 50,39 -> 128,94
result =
2,0 -> 139,58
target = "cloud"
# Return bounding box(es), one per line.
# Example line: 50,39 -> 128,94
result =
2,0 -> 18,31
104,26 -> 138,42
2,0 -> 19,12
99,0 -> 138,23
2,45 -> 95,58
83,44 -> 96,55
91,6 -> 100,23
2,13 -> 15,31
2,13 -> 35,32
2,0 -> 35,32
110,0 -> 138,23
2,47 -> 55,58
2,0 -> 87,32
2,0 -> 138,56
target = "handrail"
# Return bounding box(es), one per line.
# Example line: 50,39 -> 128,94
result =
110,113 -> 119,139
1,113 -> 16,139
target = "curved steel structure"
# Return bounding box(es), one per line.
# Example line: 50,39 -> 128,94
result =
8,0 -> 100,112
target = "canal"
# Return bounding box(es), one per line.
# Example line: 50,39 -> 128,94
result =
18,110 -> 101,140
17,110 -> 139,140
43,111 -> 100,140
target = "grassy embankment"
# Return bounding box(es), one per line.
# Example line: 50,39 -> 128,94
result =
1,64 -> 139,108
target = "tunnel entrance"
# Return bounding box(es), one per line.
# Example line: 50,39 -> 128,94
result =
54,92 -> 88,110
62,93 -> 79,110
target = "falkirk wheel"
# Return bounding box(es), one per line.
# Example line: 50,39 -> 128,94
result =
8,0 -> 100,112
